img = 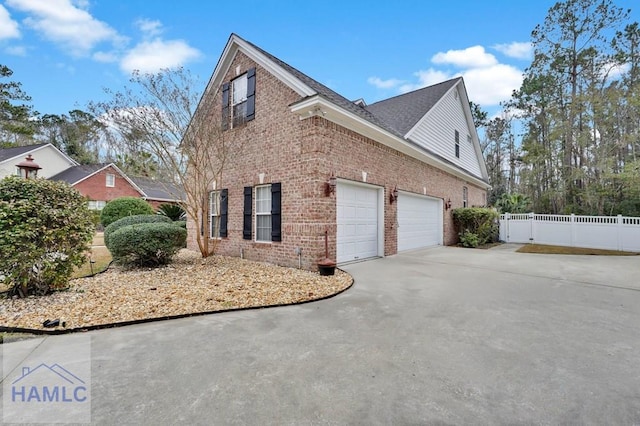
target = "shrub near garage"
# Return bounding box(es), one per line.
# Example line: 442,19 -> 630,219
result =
100,196 -> 153,227
0,176 -> 94,297
452,207 -> 499,248
104,214 -> 172,247
108,222 -> 186,267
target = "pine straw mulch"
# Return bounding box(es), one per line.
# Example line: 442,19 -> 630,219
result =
0,250 -> 352,332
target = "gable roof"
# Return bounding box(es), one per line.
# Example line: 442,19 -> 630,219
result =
50,163 -> 145,196
0,143 -> 78,166
365,78 -> 461,136
129,176 -> 184,202
204,34 -> 489,187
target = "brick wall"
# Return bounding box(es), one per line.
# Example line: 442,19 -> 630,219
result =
186,52 -> 487,270
73,166 -> 143,202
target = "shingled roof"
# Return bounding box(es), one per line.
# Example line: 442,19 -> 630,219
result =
241,36 -> 394,136
0,143 -> 50,162
365,78 -> 461,136
49,163 -> 113,186
129,176 -> 184,202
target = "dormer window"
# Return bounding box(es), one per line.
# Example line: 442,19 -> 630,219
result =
221,67 -> 256,130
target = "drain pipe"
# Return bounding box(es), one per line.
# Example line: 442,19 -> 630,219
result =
295,247 -> 302,269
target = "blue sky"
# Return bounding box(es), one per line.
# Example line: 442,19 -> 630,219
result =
0,0 -> 638,118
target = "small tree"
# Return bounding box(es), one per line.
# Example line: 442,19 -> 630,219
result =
100,196 -> 154,227
0,176 -> 94,297
90,67 -> 246,258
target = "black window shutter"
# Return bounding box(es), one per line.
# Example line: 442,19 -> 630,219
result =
221,82 -> 230,131
243,186 -> 252,240
271,182 -> 281,242
220,189 -> 228,238
246,67 -> 256,121
200,196 -> 206,236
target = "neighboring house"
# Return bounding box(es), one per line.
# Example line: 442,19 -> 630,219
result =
50,163 -> 145,210
0,143 -> 77,179
50,164 -> 183,210
191,34 -> 490,269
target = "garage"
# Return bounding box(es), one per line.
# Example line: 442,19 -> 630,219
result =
397,192 -> 442,251
336,182 -> 381,263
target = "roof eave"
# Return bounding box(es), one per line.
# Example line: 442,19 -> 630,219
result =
290,96 -> 491,189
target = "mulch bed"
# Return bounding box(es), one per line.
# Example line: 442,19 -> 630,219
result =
0,250 -> 352,332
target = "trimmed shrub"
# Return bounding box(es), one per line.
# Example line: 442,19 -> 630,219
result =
108,222 -> 187,267
104,214 -> 172,248
0,176 -> 94,296
100,197 -> 153,227
452,207 -> 499,247
174,220 -> 187,229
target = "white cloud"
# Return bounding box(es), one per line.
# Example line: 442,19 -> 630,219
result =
5,45 -> 27,56
136,18 -> 163,38
399,68 -> 452,93
5,0 -> 125,55
460,64 -> 523,105
93,50 -> 118,63
120,39 -> 201,74
493,42 -> 533,60
367,76 -> 405,89
432,45 -> 497,68
0,4 -> 20,39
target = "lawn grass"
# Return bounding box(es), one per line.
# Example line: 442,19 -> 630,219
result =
517,244 -> 639,256
72,246 -> 112,279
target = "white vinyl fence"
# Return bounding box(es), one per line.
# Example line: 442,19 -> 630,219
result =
499,213 -> 640,252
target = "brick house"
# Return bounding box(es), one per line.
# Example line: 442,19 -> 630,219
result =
187,34 -> 490,270
50,163 -> 181,210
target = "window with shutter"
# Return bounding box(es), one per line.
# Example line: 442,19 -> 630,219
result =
209,190 -> 228,238
223,67 -> 256,130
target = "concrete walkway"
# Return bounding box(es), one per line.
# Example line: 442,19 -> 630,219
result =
2,245 -> 640,424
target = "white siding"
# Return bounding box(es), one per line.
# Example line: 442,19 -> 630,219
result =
407,88 -> 482,177
0,145 -> 76,179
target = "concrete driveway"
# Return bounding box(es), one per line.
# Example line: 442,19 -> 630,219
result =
2,246 -> 640,424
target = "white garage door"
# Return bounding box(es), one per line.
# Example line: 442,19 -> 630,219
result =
337,183 -> 379,263
397,193 -> 442,251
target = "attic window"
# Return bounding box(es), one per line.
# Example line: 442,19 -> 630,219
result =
455,130 -> 460,158
222,67 -> 256,130
106,173 -> 115,187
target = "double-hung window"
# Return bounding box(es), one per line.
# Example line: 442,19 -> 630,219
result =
210,191 -> 221,238
208,189 -> 228,238
222,67 -> 256,130
243,183 -> 281,242
455,130 -> 460,158
255,185 -> 272,242
106,173 -> 115,187
231,74 -> 248,127
463,186 -> 468,208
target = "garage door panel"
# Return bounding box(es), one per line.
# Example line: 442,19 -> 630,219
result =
337,183 -> 379,263
397,193 -> 441,252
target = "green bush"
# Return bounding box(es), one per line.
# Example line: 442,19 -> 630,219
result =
100,197 -> 153,227
452,207 -> 499,247
0,176 -> 94,296
157,203 -> 186,221
459,230 -> 480,248
104,214 -> 171,248
108,222 -> 186,267
174,220 -> 187,229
